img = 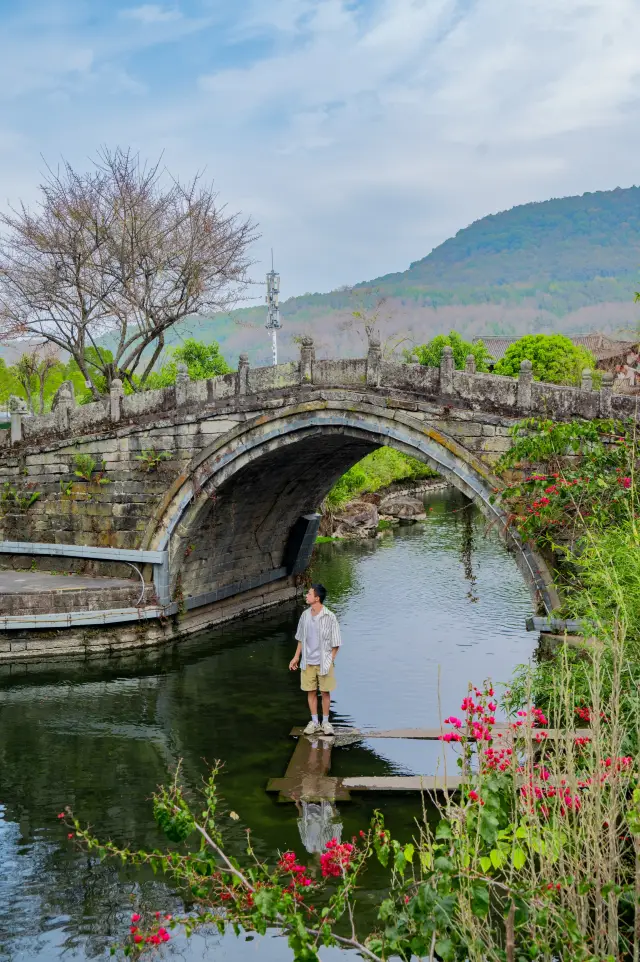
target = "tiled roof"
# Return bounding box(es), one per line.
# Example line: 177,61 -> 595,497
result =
475,333 -> 639,362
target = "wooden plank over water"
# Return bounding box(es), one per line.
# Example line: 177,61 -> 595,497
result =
289,727 -> 592,741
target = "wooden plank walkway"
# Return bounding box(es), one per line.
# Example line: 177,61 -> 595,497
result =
266,727 -> 593,803
289,726 -> 592,741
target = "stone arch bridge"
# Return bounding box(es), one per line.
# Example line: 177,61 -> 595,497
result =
0,339 -> 629,658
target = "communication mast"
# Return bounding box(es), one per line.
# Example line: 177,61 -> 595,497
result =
265,252 -> 281,366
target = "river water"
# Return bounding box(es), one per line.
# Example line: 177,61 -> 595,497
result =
0,487 -> 536,961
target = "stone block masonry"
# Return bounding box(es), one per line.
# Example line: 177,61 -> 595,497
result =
0,340 -> 603,656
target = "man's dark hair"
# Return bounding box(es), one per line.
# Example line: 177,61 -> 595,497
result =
311,583 -> 327,603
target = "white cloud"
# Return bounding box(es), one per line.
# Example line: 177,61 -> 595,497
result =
120,4 -> 182,24
2,0 -> 640,298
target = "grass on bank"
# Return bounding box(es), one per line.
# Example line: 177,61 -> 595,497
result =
324,447 -> 438,511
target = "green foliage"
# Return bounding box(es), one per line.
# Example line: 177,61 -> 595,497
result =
409,330 -> 491,371
73,453 -> 109,484
134,449 -> 173,473
494,333 -> 597,385
0,481 -> 40,514
143,338 -> 230,390
495,417 -> 635,544
325,448 -> 437,510
496,416 -> 640,743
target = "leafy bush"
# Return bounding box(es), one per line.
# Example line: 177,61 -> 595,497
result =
408,330 -> 491,371
143,338 -> 230,390
494,333 -> 597,385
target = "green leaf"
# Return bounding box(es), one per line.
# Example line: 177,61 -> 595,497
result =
490,849 -> 505,869
479,856 -> 492,873
403,843 -> 415,864
435,938 -> 455,961
435,821 -> 452,839
512,847 -> 526,870
379,898 -> 396,921
470,882 -> 490,919
434,856 -> 453,873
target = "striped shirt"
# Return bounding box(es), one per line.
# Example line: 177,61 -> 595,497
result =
295,606 -> 342,675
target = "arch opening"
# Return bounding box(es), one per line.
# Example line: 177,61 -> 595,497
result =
145,403 -> 554,616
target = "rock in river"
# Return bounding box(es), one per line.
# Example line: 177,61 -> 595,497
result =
333,500 -> 379,539
378,494 -> 426,520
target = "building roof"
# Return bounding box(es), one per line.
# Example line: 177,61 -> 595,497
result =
475,333 -> 639,362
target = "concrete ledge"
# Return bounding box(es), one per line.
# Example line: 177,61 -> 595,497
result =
0,540 -> 167,565
0,576 -> 301,660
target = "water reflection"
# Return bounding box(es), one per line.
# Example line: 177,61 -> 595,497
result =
0,487 -> 535,960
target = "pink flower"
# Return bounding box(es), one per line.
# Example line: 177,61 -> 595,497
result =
444,716 -> 463,728
131,913 -> 141,923
468,790 -> 480,802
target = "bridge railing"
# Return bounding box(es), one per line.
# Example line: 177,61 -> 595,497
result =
1,338 -> 635,449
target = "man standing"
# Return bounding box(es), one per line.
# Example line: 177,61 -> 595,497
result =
289,583 -> 342,735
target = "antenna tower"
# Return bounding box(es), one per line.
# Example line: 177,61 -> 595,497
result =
265,251 -> 281,366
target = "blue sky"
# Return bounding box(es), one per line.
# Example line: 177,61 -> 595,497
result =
1,0 -> 640,301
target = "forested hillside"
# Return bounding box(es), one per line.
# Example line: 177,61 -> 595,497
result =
178,186 -> 640,365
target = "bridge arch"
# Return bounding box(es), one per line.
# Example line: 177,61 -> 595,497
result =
142,399 -> 552,614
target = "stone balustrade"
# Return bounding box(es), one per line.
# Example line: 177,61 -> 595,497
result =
0,339 -> 636,452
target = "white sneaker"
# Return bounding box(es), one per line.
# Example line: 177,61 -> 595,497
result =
303,720 -> 321,735
321,720 -> 335,736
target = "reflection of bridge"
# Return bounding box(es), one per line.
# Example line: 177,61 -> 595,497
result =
0,337 -> 625,657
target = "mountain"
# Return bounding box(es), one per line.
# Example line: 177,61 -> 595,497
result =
4,187 -> 640,368
188,185 -> 640,365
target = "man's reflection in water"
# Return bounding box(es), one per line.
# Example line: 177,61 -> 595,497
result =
292,737 -> 343,855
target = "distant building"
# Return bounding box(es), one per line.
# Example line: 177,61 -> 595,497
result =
474,332 -> 640,392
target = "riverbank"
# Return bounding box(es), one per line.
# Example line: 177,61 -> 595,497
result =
320,475 -> 450,539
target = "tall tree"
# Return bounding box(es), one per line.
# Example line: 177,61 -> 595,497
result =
0,148 -> 257,397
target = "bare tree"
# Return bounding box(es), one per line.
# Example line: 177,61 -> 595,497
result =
0,149 -> 257,396
338,287 -> 410,357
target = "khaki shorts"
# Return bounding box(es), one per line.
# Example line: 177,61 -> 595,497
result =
301,663 -> 336,692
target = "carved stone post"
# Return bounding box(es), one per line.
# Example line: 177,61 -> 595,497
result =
300,337 -> 315,384
237,354 -> 249,395
517,359 -> 533,410
440,345 -> 454,394
366,336 -> 382,388
464,354 -> 476,375
9,395 -> 27,445
599,371 -> 614,417
175,364 -> 190,408
52,380 -> 76,434
110,378 -> 124,423
581,368 -> 593,392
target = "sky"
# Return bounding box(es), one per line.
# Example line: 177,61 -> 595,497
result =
1,0 -> 640,302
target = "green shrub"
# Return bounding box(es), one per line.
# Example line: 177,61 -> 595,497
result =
494,333 -> 597,385
408,330 -> 491,371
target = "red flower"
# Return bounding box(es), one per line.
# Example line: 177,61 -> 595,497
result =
468,790 -> 480,802
67,833 -> 74,839
57,812 -> 65,820
131,913 -> 141,923
133,935 -> 143,944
